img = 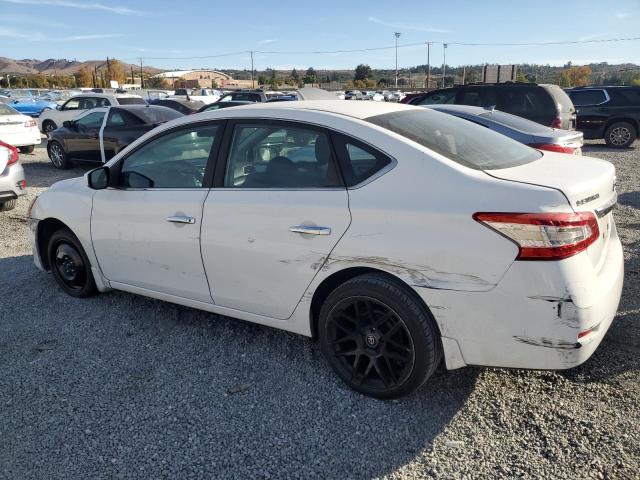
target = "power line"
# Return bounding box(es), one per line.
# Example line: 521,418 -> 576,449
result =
121,36 -> 640,62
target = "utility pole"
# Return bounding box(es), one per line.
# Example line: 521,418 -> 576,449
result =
462,65 -> 466,85
394,32 -> 401,88
425,42 -> 431,89
442,43 -> 448,88
139,58 -> 144,89
250,51 -> 255,89
106,56 -> 111,84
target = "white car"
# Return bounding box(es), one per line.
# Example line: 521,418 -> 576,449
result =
0,103 -> 41,153
28,101 -> 623,398
38,94 -> 147,135
0,140 -> 27,211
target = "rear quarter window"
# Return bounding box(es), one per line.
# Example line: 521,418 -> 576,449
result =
366,109 -> 541,170
568,89 -> 607,106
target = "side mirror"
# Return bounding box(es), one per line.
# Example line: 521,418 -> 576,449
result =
87,166 -> 109,190
63,120 -> 74,129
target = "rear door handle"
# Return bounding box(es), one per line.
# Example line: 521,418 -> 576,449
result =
167,215 -> 196,224
289,225 -> 331,235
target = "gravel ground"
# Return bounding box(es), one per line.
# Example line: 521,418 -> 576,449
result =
0,141 -> 638,480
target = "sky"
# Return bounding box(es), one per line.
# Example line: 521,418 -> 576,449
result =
0,0 -> 639,71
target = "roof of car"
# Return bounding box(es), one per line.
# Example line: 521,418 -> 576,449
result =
216,99 -> 413,120
426,104 -> 490,116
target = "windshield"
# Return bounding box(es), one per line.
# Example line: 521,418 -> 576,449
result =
366,109 -> 541,170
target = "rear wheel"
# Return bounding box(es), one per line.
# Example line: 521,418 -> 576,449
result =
42,120 -> 57,135
47,229 -> 97,297
605,121 -> 637,148
0,199 -> 16,212
48,141 -> 70,169
19,145 -> 35,154
319,273 -> 441,399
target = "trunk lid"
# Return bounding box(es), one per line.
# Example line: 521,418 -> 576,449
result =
487,152 -> 617,268
0,114 -> 29,134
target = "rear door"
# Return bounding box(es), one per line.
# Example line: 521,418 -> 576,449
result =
66,109 -> 107,161
200,120 -> 351,319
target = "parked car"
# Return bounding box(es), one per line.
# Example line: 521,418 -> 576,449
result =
139,89 -> 172,101
217,91 -> 267,103
38,94 -> 147,135
0,140 -> 26,211
0,102 -> 42,153
344,90 -> 364,100
47,105 -> 182,169
197,101 -> 253,113
565,86 -> 640,148
407,83 -> 576,130
188,89 -> 223,104
149,98 -> 205,115
426,105 -> 584,154
7,97 -> 58,118
28,101 -> 622,399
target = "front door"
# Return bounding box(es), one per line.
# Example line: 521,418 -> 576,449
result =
91,122 -> 222,303
201,120 -> 351,319
67,109 -> 106,161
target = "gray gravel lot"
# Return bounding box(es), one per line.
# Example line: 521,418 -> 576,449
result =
1,141 -> 638,479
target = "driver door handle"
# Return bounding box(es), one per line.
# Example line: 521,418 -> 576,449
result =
289,225 -> 331,235
167,215 -> 196,224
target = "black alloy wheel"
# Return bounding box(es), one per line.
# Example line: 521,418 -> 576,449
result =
48,229 -> 97,297
319,274 -> 441,399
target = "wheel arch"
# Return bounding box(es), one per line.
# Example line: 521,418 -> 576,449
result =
309,266 -> 443,342
37,217 -> 73,270
605,117 -> 639,135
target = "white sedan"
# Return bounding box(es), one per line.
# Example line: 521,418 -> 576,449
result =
0,102 -> 41,153
27,101 -> 623,398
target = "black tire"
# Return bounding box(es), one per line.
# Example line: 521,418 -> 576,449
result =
42,120 -> 57,135
47,229 -> 97,298
0,199 -> 16,212
604,121 -> 637,148
19,145 -> 35,154
47,141 -> 70,169
319,273 -> 442,399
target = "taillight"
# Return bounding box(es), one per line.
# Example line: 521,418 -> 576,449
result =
528,143 -> 576,154
551,117 -> 562,129
473,212 -> 599,261
0,140 -> 19,167
24,119 -> 37,128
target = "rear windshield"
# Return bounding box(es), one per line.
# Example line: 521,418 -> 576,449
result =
478,110 -> 550,133
116,97 -> 147,105
367,109 -> 542,170
138,106 -> 183,123
0,104 -> 19,115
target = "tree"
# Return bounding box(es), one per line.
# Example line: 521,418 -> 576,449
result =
290,68 -> 299,81
303,67 -> 317,85
76,67 -> 93,87
106,58 -> 127,85
147,76 -> 168,89
354,64 -> 372,81
257,74 -> 268,86
558,66 -> 592,87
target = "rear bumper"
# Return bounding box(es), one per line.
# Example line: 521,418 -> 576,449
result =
0,163 -> 27,199
417,224 -> 624,370
1,130 -> 42,147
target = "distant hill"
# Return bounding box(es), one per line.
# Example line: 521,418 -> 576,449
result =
0,57 -> 163,75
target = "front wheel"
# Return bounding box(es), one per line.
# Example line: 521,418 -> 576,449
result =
47,229 -> 97,298
42,120 -> 57,136
19,145 -> 35,154
319,274 -> 441,399
47,141 -> 70,169
605,121 -> 637,148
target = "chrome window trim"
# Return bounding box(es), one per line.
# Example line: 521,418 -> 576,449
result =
571,89 -> 610,107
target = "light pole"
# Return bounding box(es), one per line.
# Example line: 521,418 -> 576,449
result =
394,32 -> 401,88
425,42 -> 431,89
442,43 -> 448,88
250,51 -> 255,89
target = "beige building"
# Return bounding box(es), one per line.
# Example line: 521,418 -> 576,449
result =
152,69 -> 253,89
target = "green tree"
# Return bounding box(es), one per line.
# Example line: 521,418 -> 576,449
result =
354,64 -> 372,81
257,74 -> 268,85
559,66 -> 591,87
290,68 -> 299,81
76,67 -> 93,87
303,67 -> 317,85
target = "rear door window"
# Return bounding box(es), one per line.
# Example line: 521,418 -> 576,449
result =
331,134 -> 392,187
107,109 -> 144,127
569,90 -> 608,106
457,87 -> 497,107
